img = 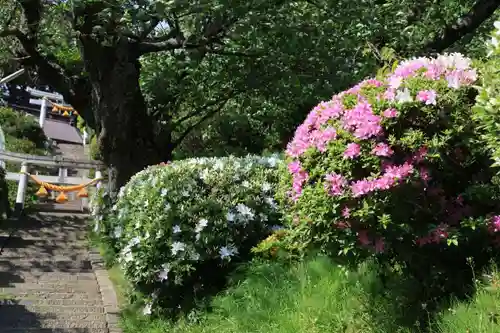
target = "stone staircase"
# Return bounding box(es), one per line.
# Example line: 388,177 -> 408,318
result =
0,212 -> 119,333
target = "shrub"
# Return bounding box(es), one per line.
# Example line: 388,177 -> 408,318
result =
277,53 -> 500,280
473,19 -> 500,169
94,155 -> 283,317
0,107 -> 46,148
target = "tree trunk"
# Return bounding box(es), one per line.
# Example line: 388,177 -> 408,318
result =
80,37 -> 172,192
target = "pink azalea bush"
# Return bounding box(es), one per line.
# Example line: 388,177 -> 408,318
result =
277,53 -> 500,266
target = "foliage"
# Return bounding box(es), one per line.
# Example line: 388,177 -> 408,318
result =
107,256 -> 418,333
435,265 -> 500,333
92,155 -> 283,317
0,106 -> 47,208
0,1 -> 498,189
112,255 -> 500,333
276,53 -> 500,288
0,107 -> 46,149
89,135 -> 102,161
473,19 -> 500,170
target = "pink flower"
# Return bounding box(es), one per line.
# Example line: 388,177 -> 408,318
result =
489,216 -> 500,234
358,230 -> 370,246
411,147 -> 428,163
374,237 -> 385,253
384,162 -> 414,180
344,143 -> 361,159
374,175 -> 395,190
419,167 -> 430,184
288,161 -> 301,174
324,173 -> 347,196
382,108 -> 398,118
341,102 -> 383,139
372,142 -> 394,157
351,179 -> 375,197
342,206 -> 351,218
433,223 -> 449,240
416,90 -> 437,105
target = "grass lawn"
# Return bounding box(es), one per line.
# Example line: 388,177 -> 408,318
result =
94,235 -> 500,333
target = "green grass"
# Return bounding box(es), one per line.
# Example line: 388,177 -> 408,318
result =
94,233 -> 500,333
109,256 -> 420,333
435,268 -> 500,333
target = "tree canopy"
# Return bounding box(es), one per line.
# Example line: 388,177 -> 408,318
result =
0,0 -> 498,188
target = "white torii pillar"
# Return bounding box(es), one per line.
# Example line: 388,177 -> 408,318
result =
39,97 -> 48,128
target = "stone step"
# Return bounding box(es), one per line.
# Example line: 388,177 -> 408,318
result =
3,282 -> 101,294
0,310 -> 106,324
0,289 -> 101,300
0,254 -> 89,261
12,273 -> 96,282
0,304 -> 105,314
0,298 -> 102,307
0,259 -> 93,271
0,319 -> 107,329
0,249 -> 90,258
3,328 -> 108,333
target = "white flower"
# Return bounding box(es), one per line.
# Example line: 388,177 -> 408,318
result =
226,211 -> 235,222
199,169 -> 210,180
143,302 -> 152,315
395,88 -> 412,103
213,160 -> 224,170
165,202 -> 171,211
182,190 -> 190,197
265,197 -> 278,209
236,203 -> 254,220
491,37 -> 499,48
130,237 -> 140,246
261,182 -> 272,192
160,188 -> 168,197
112,204 -> 118,211
118,186 -> 126,198
172,225 -> 181,234
113,226 -> 123,239
445,72 -> 462,89
219,245 -> 238,260
121,246 -> 133,262
242,180 -> 250,188
494,21 -> 500,30
157,264 -> 170,282
195,219 -> 208,233
259,213 -> 268,222
171,241 -> 186,256
266,155 -> 280,168
144,200 -> 149,207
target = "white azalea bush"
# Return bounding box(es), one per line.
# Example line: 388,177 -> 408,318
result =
97,155 -> 283,317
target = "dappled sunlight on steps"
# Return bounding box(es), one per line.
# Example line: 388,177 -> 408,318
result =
0,212 -> 118,333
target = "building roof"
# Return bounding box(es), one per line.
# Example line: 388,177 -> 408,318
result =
43,119 -> 83,144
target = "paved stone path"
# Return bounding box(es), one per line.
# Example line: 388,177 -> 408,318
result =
0,211 -> 120,333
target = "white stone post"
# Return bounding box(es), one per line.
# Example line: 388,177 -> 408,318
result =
15,162 -> 29,213
95,170 -> 103,189
83,129 -> 88,146
0,125 -> 5,169
39,97 -> 47,128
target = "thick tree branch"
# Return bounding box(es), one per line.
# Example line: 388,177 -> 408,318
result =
172,97 -> 233,149
423,0 -> 500,54
174,91 -> 235,127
